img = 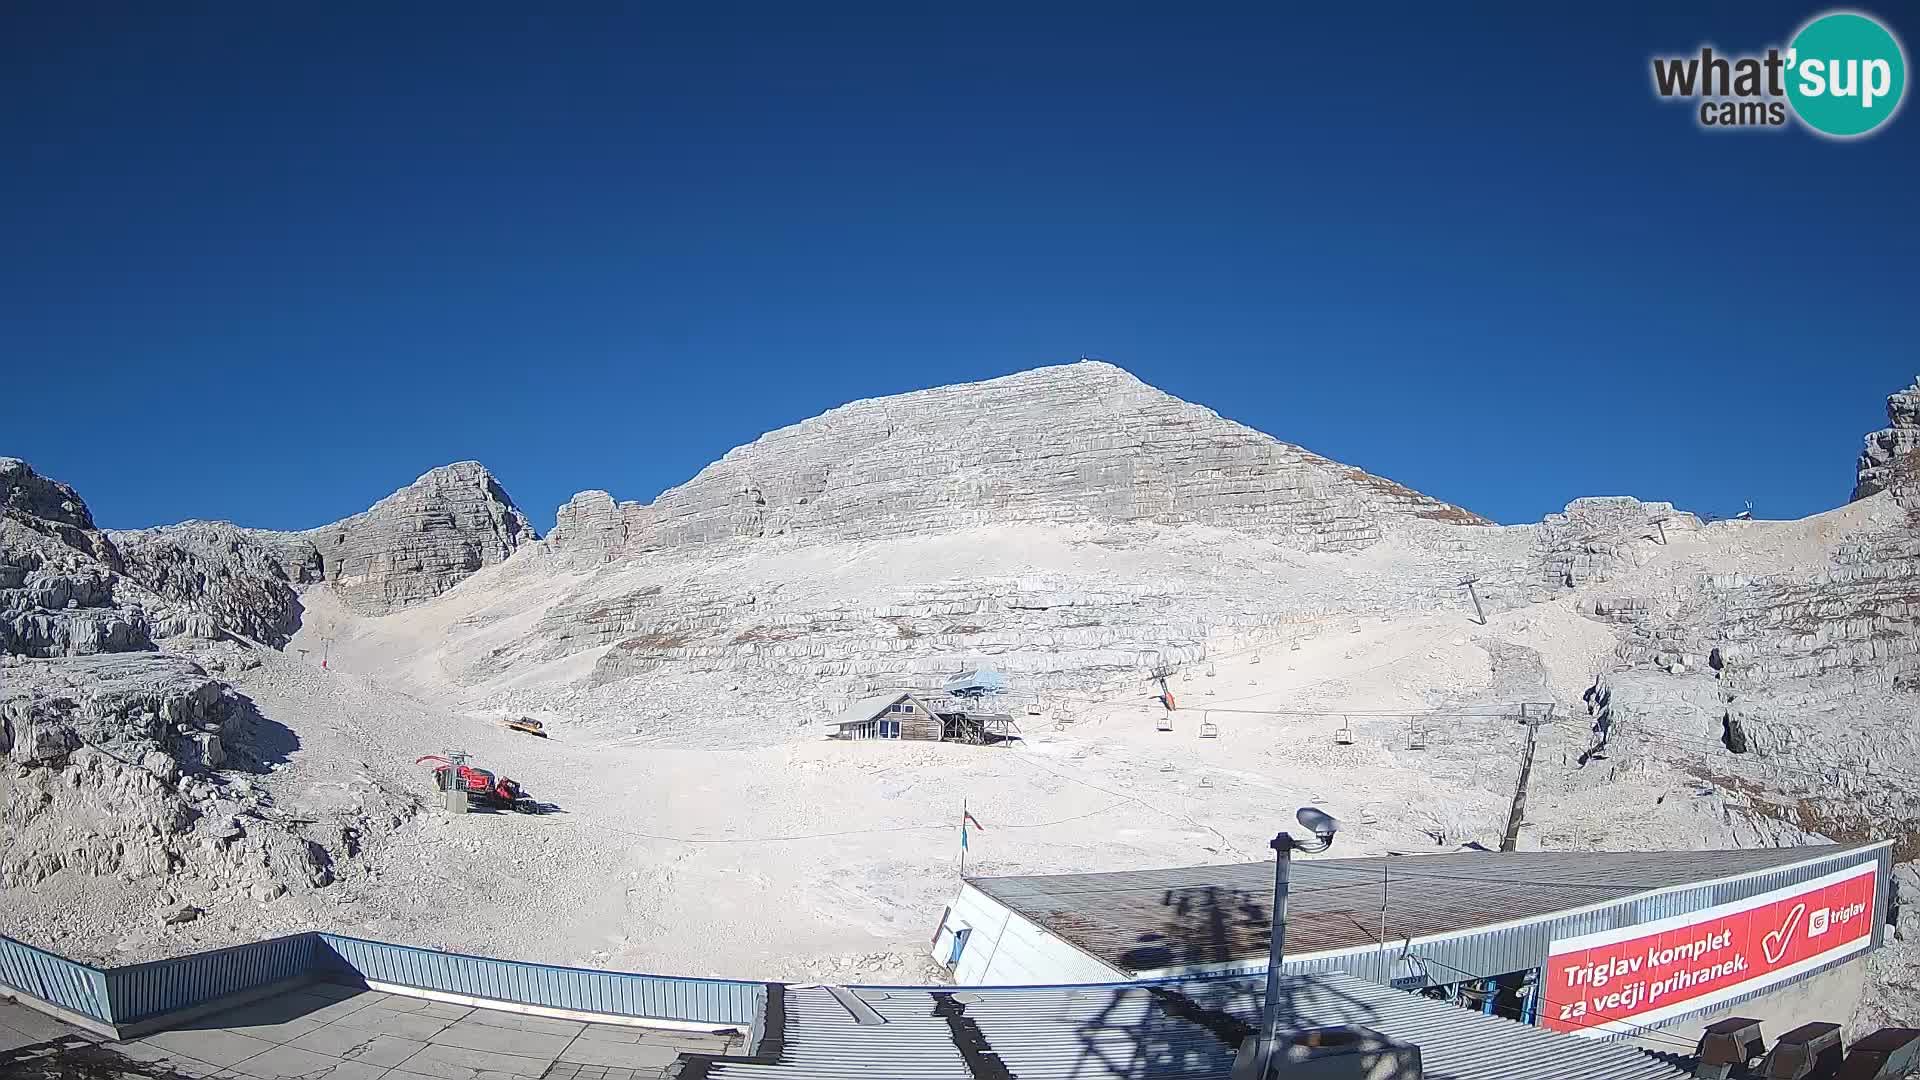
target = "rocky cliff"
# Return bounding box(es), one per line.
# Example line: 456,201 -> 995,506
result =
294,461 -> 535,615
0,457 -> 123,572
1,460 -> 413,954
1854,376 -> 1920,502
3,458 -> 156,657
0,459 -> 260,769
1521,379 -> 1920,1033
545,362 -> 1485,563
111,522 -> 314,648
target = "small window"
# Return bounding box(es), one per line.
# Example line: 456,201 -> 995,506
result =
880,720 -> 900,739
900,703 -> 914,713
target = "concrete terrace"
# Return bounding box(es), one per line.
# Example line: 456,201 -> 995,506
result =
2,985 -> 747,1080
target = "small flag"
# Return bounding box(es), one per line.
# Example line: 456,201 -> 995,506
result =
963,810 -> 984,832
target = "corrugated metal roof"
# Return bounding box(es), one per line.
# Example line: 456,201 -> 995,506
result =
825,692 -> 911,728
693,972 -> 1688,1080
968,844 -> 1873,974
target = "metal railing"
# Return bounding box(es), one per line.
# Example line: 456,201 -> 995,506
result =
318,934 -> 765,1026
2,930 -> 765,1033
104,933 -> 319,1025
0,932 -> 112,1024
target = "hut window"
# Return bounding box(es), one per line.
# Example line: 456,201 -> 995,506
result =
900,703 -> 914,713
880,720 -> 901,739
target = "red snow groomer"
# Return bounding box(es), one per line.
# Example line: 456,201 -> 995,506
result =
416,754 -> 543,813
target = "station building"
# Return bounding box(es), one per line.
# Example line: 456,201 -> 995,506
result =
931,842 -> 1892,1041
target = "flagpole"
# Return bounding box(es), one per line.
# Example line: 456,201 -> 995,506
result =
961,798 -> 968,878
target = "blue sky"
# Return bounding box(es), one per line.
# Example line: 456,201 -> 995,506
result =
3,3 -> 1915,531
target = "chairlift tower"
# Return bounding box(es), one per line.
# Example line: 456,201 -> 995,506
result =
1146,661 -> 1178,711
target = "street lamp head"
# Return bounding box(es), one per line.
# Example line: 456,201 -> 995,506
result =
1296,806 -> 1339,843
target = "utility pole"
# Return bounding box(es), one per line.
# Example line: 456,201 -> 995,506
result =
1460,577 -> 1486,626
1240,809 -> 1337,1080
1501,705 -> 1551,852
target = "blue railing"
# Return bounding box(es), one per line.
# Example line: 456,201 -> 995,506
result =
104,933 -> 319,1025
319,934 -> 765,1027
0,932 -> 112,1024
1,930 -> 764,1033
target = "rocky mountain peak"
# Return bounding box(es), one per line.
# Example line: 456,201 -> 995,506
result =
0,457 -> 121,571
296,461 -> 536,616
1854,376 -> 1920,503
546,361 -> 1484,563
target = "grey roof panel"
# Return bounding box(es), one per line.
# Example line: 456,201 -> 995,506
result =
697,972 -> 1687,1080
967,844 -> 1871,973
825,692 -> 910,727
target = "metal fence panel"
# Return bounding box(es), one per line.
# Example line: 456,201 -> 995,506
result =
317,933 -> 765,1026
0,933 -> 111,1023
103,932 -> 318,1024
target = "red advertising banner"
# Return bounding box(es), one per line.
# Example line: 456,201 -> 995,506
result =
1543,861 -> 1877,1035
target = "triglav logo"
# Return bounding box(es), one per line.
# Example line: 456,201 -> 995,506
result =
1651,9 -> 1907,137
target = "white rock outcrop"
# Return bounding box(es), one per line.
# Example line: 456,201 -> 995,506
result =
110,521 -> 315,647
288,461 -> 536,615
1854,375 -> 1920,502
545,362 -> 1486,564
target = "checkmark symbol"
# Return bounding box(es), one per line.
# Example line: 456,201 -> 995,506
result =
1763,903 -> 1806,964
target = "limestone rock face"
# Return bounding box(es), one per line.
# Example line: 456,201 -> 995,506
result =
547,574 -> 1218,692
0,457 -> 122,571
111,522 -> 311,647
548,490 -> 632,566
1854,376 -> 1920,502
1581,507 -> 1920,864
1535,497 -> 1698,589
0,652 -> 253,767
544,362 -> 1484,565
294,461 -> 536,615
1,458 -> 157,657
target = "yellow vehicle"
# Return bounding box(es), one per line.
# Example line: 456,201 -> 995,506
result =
505,716 -> 548,738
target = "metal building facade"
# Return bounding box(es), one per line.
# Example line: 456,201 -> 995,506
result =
1252,843 -> 1891,990
942,842 -> 1893,1039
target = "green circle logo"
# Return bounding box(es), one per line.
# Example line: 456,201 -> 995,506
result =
1787,11 -> 1907,137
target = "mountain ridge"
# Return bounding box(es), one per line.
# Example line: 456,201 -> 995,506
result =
544,360 -> 1487,564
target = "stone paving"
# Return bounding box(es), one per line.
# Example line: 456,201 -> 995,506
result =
1,984 -> 747,1079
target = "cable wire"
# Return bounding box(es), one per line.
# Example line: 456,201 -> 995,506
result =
559,799 -> 1131,846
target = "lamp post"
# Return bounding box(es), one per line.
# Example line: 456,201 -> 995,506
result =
1244,807 -> 1339,1080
